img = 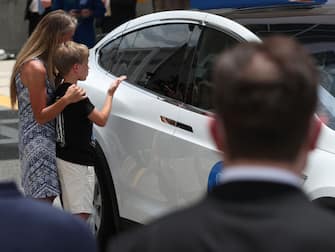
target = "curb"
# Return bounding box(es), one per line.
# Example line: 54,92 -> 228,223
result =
0,95 -> 16,109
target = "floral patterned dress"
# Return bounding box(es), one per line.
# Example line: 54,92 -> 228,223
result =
15,58 -> 60,198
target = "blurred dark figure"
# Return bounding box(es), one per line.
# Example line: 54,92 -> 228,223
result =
25,0 -> 52,35
107,36 -> 335,252
101,0 -> 136,34
0,181 -> 97,251
153,0 -> 189,11
52,0 -> 105,48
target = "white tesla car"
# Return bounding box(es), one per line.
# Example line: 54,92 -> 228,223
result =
81,3 -> 335,247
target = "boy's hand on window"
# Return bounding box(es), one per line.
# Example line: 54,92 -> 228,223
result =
108,76 -> 127,96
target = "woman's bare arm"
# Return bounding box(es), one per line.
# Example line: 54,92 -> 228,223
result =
20,60 -> 86,124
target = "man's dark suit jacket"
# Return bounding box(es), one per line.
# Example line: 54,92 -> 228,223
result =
101,0 -> 136,34
25,0 -> 35,20
109,181 -> 335,252
25,0 -> 52,19
25,0 -> 52,35
0,182 -> 97,252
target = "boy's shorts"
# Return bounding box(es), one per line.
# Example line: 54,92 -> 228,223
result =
56,158 -> 95,214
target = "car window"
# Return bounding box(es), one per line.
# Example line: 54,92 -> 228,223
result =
110,24 -> 194,102
98,37 -> 122,72
110,31 -> 138,78
314,50 -> 335,129
185,27 -> 238,111
245,23 -> 335,130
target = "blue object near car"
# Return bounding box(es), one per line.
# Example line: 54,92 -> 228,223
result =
208,161 -> 223,192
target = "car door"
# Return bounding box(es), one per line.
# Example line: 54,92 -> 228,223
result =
113,23 -> 198,222
92,13 -> 209,222
88,11 -> 260,224
170,14 -> 261,208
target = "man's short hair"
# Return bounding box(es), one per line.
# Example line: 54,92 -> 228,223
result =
212,36 -> 319,162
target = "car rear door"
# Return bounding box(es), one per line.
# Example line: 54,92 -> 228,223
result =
169,13 -> 261,208
89,11 -> 260,224
95,12 -> 210,223
123,13 -> 261,222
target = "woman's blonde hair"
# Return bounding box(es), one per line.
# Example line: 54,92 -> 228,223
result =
54,41 -> 89,86
10,10 -> 77,108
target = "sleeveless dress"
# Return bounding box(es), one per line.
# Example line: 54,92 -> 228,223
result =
15,58 -> 60,198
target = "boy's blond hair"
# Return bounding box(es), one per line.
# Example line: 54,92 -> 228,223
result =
54,41 -> 89,85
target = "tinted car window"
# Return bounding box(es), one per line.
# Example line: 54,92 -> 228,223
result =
315,50 -> 335,129
98,37 -> 122,72
186,27 -> 238,111
111,31 -> 138,79
245,23 -> 335,130
111,24 -> 194,101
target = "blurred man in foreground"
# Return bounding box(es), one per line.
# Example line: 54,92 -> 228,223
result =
107,36 -> 335,252
0,182 -> 97,251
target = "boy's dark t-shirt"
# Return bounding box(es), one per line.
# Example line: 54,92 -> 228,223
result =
55,82 -> 96,166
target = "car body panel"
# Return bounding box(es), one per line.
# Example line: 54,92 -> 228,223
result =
82,4 -> 335,224
204,11 -> 261,41
82,10 -> 261,223
219,4 -> 335,199
305,147 -> 335,199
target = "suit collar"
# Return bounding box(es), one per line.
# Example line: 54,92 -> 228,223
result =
210,181 -> 305,202
219,165 -> 303,188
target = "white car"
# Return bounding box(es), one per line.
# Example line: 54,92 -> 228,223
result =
81,3 -> 335,247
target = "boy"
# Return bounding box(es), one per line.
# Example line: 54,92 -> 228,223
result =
53,41 -> 126,221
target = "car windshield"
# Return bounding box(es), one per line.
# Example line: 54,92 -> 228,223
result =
244,21 -> 335,129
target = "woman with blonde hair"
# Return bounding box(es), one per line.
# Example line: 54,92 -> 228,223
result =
10,10 -> 86,203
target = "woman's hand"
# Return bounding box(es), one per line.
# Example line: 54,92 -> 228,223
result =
108,76 -> 127,96
63,84 -> 86,105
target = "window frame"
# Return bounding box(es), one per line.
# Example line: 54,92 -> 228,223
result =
181,24 -> 248,116
96,20 -> 201,106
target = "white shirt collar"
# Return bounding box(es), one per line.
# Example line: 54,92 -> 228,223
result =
219,165 -> 303,188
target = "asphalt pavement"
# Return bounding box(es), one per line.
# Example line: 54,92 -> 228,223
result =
0,59 -> 21,186
0,59 -> 14,107
0,105 -> 20,186
0,111 -> 20,189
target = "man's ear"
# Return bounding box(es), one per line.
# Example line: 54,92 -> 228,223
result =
307,116 -> 322,151
209,115 -> 224,152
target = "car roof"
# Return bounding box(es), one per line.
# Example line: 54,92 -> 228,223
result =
215,2 -> 335,21
96,10 -> 261,47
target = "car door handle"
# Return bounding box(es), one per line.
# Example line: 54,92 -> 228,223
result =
160,116 -> 193,133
